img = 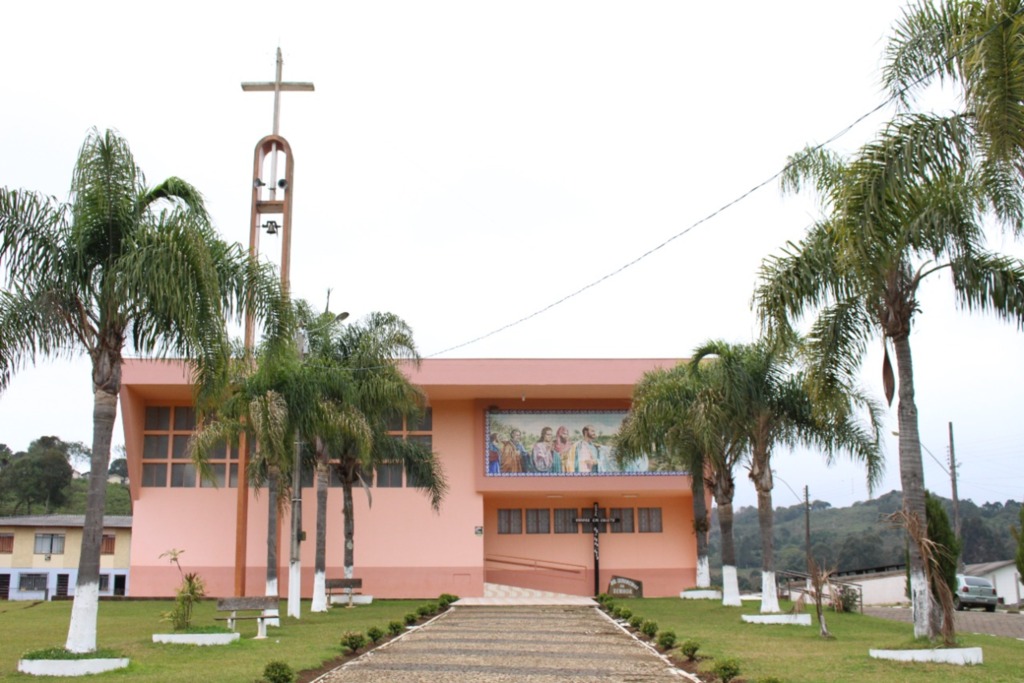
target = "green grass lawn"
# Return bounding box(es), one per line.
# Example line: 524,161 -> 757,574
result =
626,598 -> 1024,683
0,598 -> 426,682
2,597 -> 1021,682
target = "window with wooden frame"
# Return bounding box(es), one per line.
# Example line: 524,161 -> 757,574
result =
0,534 -> 13,553
141,406 -> 238,488
100,534 -> 115,555
385,408 -> 433,488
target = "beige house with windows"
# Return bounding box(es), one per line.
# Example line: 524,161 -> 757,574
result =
0,515 -> 131,600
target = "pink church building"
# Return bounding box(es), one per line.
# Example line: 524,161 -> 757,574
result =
120,357 -> 699,599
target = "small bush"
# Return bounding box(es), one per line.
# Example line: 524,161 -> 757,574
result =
711,657 -> 742,683
596,593 -> 611,605
366,626 -> 385,644
438,593 -> 459,607
388,620 -> 405,636
426,602 -> 440,614
641,620 -> 658,638
603,599 -> 615,613
628,615 -> 644,629
341,631 -> 366,653
404,612 -> 418,625
611,605 -> 624,618
657,629 -> 677,650
680,639 -> 700,661
835,585 -> 859,613
416,604 -> 432,617
263,660 -> 294,683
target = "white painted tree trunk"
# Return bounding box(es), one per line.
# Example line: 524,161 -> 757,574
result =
65,582 -> 99,653
264,578 -> 280,627
910,567 -> 931,639
287,561 -> 301,618
311,570 -> 327,612
696,555 -> 711,588
721,565 -> 742,607
760,570 -> 780,613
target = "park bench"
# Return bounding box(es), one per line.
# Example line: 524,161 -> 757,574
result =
215,596 -> 280,639
325,578 -> 363,607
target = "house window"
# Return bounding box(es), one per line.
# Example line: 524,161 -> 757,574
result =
553,508 -> 578,534
638,507 -> 663,533
0,534 -> 13,553
101,535 -> 115,555
386,409 -> 433,488
34,534 -> 65,554
497,509 -> 522,534
376,463 -> 403,488
525,509 -> 550,534
610,508 -> 635,533
99,574 -> 109,592
19,573 -> 47,591
142,406 -> 235,488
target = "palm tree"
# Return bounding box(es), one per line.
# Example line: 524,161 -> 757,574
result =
884,0 -> 1024,224
756,114 -> 1024,636
690,340 -> 883,614
0,129 -> 282,652
616,360 -> 749,605
616,364 -> 712,588
309,311 -> 447,594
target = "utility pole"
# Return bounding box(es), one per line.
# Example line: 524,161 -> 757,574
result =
948,421 -> 962,569
804,486 -> 812,590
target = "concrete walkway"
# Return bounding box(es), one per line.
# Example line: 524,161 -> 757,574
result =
315,604 -> 691,682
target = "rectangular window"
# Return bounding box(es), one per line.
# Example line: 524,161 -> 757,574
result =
610,508 -> 634,533
525,509 -> 550,534
0,534 -> 13,553
34,534 -> 65,554
497,508 -> 522,534
19,573 -> 47,591
376,463 -> 403,487
579,507 -> 609,534
143,435 -> 169,459
144,406 -> 171,430
98,574 -> 109,592
408,407 -> 433,431
100,535 -> 115,555
553,508 -> 578,534
170,463 -> 197,488
201,463 -> 226,488
141,463 -> 167,487
638,507 -> 663,533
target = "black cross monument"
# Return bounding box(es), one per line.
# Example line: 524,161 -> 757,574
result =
575,502 -> 619,596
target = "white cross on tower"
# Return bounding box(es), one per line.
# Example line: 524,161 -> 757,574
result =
241,47 -> 314,136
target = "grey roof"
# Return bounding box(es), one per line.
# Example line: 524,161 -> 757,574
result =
0,515 -> 132,529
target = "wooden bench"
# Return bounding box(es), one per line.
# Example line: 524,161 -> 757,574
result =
215,596 -> 280,639
325,578 -> 363,608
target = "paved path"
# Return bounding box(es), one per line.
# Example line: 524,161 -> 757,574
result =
315,605 -> 690,682
864,606 -> 1024,639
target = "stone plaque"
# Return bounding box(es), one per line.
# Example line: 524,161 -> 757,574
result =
608,575 -> 643,598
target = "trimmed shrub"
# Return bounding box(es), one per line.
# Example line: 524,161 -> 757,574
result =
618,607 -> 633,621
596,593 -> 611,605
680,639 -> 700,661
657,629 -> 677,650
628,615 -> 644,629
404,612 -> 418,625
438,593 -> 459,607
263,661 -> 294,683
388,620 -> 405,637
641,620 -> 658,638
711,657 -> 742,683
341,631 -> 366,653
416,604 -> 432,618
366,626 -> 385,644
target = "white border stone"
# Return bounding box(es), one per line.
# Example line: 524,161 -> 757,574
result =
741,613 -> 812,626
680,590 -> 722,600
18,658 -> 129,676
152,632 -> 240,645
869,647 -> 983,665
330,594 -> 374,606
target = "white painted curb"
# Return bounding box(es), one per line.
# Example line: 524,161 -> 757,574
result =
152,632 -> 240,645
741,613 -> 812,626
18,658 -> 130,676
869,647 -> 983,665
329,594 -> 374,606
680,590 -> 722,600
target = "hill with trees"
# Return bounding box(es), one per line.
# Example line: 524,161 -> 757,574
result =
709,490 -> 1020,590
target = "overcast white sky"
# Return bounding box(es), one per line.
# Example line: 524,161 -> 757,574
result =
2,1 -> 1022,511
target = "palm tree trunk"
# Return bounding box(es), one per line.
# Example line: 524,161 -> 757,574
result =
892,334 -> 935,639
750,448 -> 779,613
342,476 -> 355,580
692,468 -> 711,588
714,471 -> 741,606
264,466 -> 280,627
311,444 -> 329,613
65,378 -> 118,653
